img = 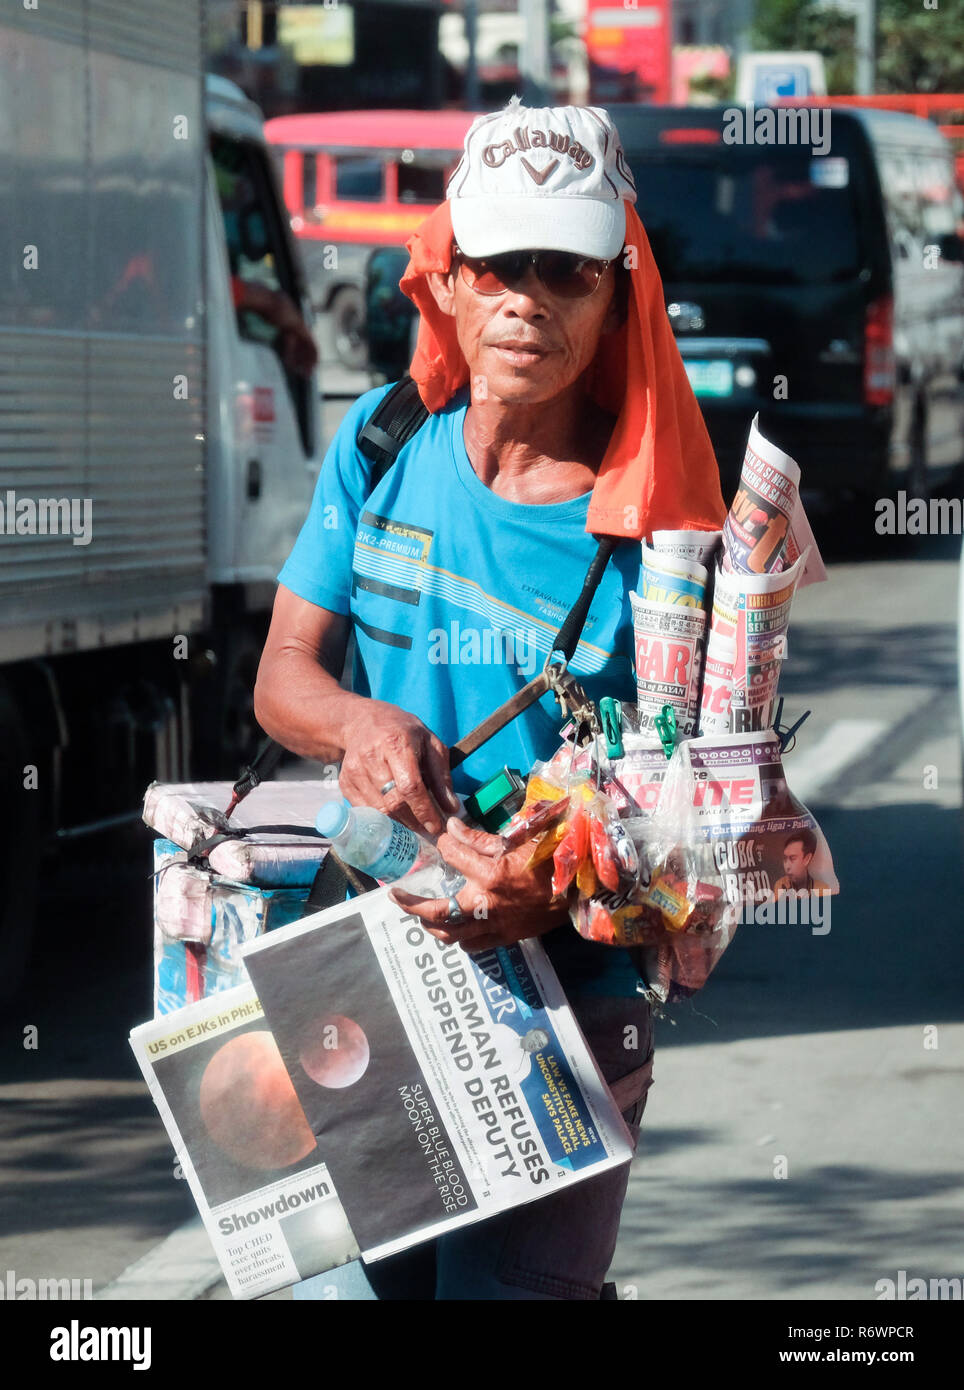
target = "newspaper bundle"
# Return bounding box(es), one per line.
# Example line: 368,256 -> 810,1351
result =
697,416 -> 826,735
629,418 -> 826,741
721,414 -> 826,589
629,537 -> 717,737
698,550 -> 807,737
130,985 -> 360,1299
240,888 -> 634,1262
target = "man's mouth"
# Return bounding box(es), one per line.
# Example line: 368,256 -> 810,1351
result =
491,341 -> 550,363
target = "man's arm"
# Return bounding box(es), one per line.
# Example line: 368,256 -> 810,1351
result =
257,586 -> 566,948
254,584 -> 457,837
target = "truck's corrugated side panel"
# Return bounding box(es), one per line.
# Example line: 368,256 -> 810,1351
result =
0,1 -> 207,659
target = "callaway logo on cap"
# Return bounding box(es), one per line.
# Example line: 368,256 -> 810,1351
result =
447,95 -> 637,260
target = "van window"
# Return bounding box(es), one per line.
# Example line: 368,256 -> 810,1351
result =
626,142 -> 865,285
210,131 -> 314,454
397,160 -> 448,204
916,153 -> 957,238
302,152 -> 318,214
878,149 -> 925,258
334,154 -> 384,201
212,133 -> 285,300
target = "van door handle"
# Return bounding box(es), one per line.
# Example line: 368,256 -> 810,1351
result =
246,459 -> 262,500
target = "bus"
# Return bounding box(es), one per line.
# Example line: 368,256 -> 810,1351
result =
266,110 -> 477,366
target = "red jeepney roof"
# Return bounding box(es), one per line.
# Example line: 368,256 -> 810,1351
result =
265,110 -> 480,153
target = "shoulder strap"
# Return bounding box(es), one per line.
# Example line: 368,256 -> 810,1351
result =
552,535 -> 619,665
222,379 -> 431,823
356,375 -> 430,489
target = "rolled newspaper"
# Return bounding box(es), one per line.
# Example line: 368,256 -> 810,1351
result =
631,541 -> 711,736
699,549 -> 807,737
722,415 -> 826,588
651,529 -> 722,569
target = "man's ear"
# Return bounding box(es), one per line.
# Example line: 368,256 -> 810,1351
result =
425,268 -> 457,317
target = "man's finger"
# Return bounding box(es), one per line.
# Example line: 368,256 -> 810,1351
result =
389,887 -> 465,926
444,816 -> 505,858
424,734 -> 461,815
435,823 -> 505,882
383,738 -> 446,837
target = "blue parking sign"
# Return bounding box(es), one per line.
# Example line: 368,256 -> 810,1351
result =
754,65 -> 814,101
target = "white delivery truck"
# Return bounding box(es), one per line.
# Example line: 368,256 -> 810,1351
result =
0,3 -> 320,994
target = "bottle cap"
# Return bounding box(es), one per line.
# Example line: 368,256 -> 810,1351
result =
315,797 -> 350,838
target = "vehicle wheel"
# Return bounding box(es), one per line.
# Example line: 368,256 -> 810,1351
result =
0,684 -> 42,1003
192,623 -> 267,781
330,287 -> 367,371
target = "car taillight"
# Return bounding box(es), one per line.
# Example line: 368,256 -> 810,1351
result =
864,295 -> 895,405
659,128 -> 720,144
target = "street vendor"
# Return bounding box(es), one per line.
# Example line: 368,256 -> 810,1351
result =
254,96 -> 726,1300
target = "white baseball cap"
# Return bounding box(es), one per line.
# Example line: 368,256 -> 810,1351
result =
447,95 -> 637,260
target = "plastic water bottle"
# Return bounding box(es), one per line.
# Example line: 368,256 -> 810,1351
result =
315,797 -> 465,896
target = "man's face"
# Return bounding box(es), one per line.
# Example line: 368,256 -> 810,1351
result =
783,841 -> 813,881
426,252 -> 622,405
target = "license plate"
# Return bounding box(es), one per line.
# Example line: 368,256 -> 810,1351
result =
683,360 -> 734,397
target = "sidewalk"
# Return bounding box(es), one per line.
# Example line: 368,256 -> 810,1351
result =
610,1018 -> 964,1301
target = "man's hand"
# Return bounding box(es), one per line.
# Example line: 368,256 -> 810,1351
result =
389,816 -> 568,953
338,701 -> 459,839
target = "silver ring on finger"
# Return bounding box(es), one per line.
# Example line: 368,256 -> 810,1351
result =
446,896 -> 464,923
379,780 -> 397,798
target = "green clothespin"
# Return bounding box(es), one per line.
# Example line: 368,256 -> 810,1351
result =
599,697 -> 624,759
653,703 -> 677,760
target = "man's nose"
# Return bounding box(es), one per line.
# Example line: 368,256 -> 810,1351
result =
500,266 -> 550,315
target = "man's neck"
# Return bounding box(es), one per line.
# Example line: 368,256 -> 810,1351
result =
462,381 -> 615,506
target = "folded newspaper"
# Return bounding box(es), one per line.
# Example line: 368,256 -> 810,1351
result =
130,985 -> 360,1299
241,888 -> 634,1263
132,892 -> 634,1295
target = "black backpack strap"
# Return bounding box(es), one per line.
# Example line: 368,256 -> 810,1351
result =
303,849 -> 379,914
225,379 -> 432,823
185,822 -> 325,867
356,375 -> 430,487
551,535 -> 620,664
223,739 -> 286,818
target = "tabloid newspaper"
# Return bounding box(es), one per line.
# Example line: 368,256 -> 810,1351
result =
241,887 -> 635,1262
129,985 -> 360,1299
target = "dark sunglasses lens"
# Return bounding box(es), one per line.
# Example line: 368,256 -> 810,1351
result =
537,252 -> 604,298
460,253 -> 528,294
457,250 -> 605,298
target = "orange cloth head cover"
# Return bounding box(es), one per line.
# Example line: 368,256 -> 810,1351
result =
398,198 -> 726,540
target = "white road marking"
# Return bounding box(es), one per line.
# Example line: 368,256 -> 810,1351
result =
783,718 -> 888,803
95,1216 -> 222,1301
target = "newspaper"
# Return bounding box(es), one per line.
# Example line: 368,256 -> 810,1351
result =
698,549 -> 807,738
241,888 -> 634,1262
722,414 -> 826,588
129,985 -> 360,1299
630,535 -> 722,737
662,730 -> 839,907
638,728 -> 838,1002
650,528 -> 722,568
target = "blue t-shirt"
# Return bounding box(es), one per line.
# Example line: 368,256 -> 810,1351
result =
278,381 -> 645,997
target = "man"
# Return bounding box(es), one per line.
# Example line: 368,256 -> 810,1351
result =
254,97 -> 725,1299
774,829 -> 831,896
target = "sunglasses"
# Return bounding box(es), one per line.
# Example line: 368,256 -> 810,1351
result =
452,247 -> 612,300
